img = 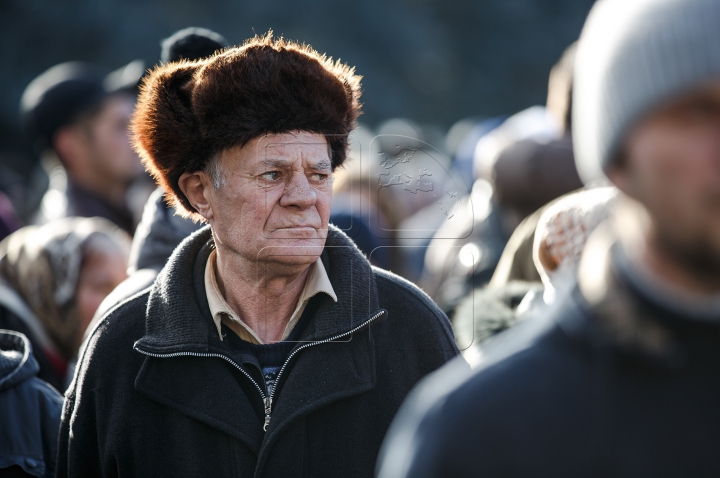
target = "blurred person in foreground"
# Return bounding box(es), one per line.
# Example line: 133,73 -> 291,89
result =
21,61 -> 144,235
377,0 -> 720,476
0,218 -> 130,391
57,34 -> 458,478
0,330 -> 63,478
88,27 -> 230,326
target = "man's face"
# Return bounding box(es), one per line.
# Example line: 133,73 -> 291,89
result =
207,131 -> 333,271
610,81 -> 720,280
85,93 -> 143,185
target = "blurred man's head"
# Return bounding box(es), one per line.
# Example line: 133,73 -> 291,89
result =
53,92 -> 141,189
574,0 -> 720,291
21,62 -> 143,201
492,136 -> 582,236
608,83 -> 720,287
161,27 -> 228,63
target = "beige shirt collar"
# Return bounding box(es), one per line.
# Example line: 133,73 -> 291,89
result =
204,249 -> 337,344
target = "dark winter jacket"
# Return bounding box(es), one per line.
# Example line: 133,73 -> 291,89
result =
36,179 -> 135,236
58,225 -> 459,478
0,330 -> 63,478
128,188 -> 202,274
377,227 -> 720,477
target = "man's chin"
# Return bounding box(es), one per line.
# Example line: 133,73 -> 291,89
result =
256,240 -> 326,265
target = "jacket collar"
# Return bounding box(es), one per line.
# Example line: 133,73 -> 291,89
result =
134,224 -> 383,354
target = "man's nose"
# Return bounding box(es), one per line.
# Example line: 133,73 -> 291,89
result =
279,171 -> 317,209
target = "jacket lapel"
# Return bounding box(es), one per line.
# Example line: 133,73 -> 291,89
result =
133,227 -> 266,453
256,324 -> 376,471
134,351 -> 265,455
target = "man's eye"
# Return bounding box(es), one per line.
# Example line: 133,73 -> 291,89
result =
310,173 -> 328,181
261,171 -> 281,181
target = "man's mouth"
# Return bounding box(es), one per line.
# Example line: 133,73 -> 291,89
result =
272,226 -> 320,238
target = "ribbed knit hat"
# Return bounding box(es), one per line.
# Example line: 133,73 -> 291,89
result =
573,0 -> 720,184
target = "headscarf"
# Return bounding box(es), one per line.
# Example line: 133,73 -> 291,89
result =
0,217 -> 129,359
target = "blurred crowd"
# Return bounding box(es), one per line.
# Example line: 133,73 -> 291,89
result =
3,0 -> 720,475
0,28 -> 582,383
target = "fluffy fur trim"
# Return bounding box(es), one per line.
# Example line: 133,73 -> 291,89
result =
132,32 -> 362,217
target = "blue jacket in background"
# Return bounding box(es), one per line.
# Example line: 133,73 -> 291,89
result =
0,330 -> 63,478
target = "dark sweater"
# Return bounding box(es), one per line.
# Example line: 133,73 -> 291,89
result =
221,295 -> 319,419
378,230 -> 720,478
57,225 -> 459,478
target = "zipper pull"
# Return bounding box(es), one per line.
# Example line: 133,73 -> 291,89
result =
263,397 -> 273,432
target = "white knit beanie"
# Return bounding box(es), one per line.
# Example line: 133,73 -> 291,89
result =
573,0 -> 720,184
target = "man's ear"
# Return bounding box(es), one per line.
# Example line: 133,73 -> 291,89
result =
178,171 -> 214,221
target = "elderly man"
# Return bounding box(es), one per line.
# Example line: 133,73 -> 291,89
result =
377,0 -> 720,476
56,35 -> 458,478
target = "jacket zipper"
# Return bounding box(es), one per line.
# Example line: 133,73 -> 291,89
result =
134,310 -> 385,432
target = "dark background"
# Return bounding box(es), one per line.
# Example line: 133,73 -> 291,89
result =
0,0 -> 595,179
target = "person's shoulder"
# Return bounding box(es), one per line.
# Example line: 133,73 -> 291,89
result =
87,288 -> 150,342
372,266 -> 455,343
449,286 -> 591,401
373,266 -> 445,318
85,269 -> 157,342
377,303 -> 588,478
75,288 -> 151,379
25,375 -> 64,409
1,370 -> 64,409
376,354 -> 472,478
455,313 -> 583,406
416,308 -> 568,419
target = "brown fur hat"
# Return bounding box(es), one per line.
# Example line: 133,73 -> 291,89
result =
132,33 -> 362,216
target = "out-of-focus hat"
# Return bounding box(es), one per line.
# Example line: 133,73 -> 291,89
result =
20,60 -> 144,153
160,27 -> 228,63
573,0 -> 720,184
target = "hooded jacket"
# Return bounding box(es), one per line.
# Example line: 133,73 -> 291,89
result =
0,330 -> 63,478
377,227 -> 720,477
58,225 -> 459,478
0,281 -> 66,391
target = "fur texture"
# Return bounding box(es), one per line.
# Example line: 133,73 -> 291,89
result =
132,33 -> 362,217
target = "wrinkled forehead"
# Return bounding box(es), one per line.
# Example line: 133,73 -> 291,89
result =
251,131 -> 331,162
